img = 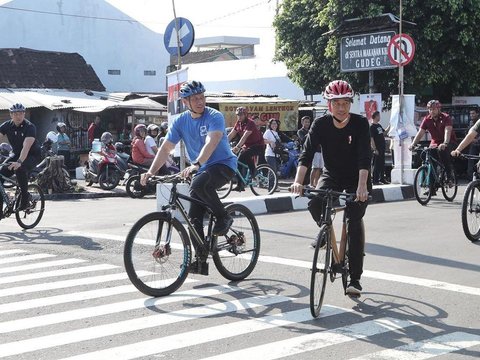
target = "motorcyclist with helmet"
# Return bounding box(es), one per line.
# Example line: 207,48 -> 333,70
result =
56,122 -> 71,166
0,103 -> 42,211
141,80 -> 237,269
290,80 -> 371,296
408,99 -> 457,184
145,124 -> 160,156
131,124 -> 155,166
100,132 -> 115,153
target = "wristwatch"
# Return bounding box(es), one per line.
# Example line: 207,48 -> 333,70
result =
16,159 -> 22,164
193,160 -> 201,167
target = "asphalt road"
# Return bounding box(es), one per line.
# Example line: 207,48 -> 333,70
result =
0,191 -> 479,359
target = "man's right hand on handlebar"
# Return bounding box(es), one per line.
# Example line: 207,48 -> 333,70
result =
289,182 -> 304,195
140,171 -> 154,186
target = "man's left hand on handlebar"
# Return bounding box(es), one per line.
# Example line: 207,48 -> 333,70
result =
289,182 -> 304,195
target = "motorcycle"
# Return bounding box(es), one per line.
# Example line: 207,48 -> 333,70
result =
277,141 -> 300,179
83,145 -> 121,190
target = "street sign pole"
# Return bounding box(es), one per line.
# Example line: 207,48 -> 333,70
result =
398,0 -> 404,184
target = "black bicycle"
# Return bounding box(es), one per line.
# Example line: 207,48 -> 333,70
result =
124,173 -> 261,297
460,154 -> 480,242
413,147 -> 458,205
0,163 -> 45,229
304,188 -> 359,318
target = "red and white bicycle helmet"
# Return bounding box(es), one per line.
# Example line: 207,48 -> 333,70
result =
323,80 -> 354,100
427,100 -> 441,109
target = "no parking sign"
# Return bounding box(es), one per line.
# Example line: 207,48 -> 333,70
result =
387,34 -> 415,66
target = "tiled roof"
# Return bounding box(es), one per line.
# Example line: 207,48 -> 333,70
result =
0,48 -> 105,91
171,48 -> 237,65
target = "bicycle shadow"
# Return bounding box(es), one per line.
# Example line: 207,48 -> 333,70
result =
0,227 -> 103,250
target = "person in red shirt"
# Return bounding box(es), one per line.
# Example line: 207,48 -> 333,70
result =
227,107 -> 265,191
87,116 -> 103,145
409,100 -> 457,182
131,124 -> 155,166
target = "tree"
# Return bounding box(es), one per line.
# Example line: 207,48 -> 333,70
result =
273,0 -> 480,104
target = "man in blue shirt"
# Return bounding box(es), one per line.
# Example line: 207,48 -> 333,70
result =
142,81 -> 237,267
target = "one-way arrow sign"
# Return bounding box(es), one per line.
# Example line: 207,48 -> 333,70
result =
164,17 -> 195,57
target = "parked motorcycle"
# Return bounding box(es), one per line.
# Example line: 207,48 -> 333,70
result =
277,141 -> 300,179
83,143 -> 121,190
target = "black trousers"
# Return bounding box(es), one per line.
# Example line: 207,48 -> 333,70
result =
307,174 -> 369,281
372,148 -> 386,183
238,144 -> 264,178
188,164 -> 235,248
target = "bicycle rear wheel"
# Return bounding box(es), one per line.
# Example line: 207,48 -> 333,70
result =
15,184 -> 45,229
124,212 -> 191,297
216,179 -> 233,199
414,165 -> 432,205
441,169 -> 458,202
250,164 -> 278,196
461,180 -> 480,242
310,225 -> 330,318
212,203 -> 260,281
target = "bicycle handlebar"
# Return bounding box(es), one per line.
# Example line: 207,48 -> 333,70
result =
148,173 -> 188,185
459,153 -> 480,161
302,188 -> 357,201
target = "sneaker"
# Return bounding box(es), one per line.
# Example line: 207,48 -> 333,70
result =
188,259 -> 209,276
213,214 -> 233,236
232,184 -> 245,192
310,231 -> 327,249
346,280 -> 362,296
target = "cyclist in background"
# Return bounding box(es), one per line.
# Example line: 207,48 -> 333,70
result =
451,112 -> 480,162
142,80 -> 237,253
290,80 -> 371,296
408,100 -> 457,184
0,103 -> 41,211
228,106 -> 265,191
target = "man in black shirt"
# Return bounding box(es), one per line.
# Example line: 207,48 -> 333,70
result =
0,103 -> 41,211
290,80 -> 371,296
370,111 -> 388,185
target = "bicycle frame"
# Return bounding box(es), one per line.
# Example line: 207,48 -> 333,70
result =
234,160 -> 251,186
422,148 -> 445,187
0,165 -> 19,214
319,192 -> 347,266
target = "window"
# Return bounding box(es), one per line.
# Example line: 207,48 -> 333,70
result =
108,69 -> 121,75
144,70 -> 156,76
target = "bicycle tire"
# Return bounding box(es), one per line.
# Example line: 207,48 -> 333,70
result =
124,212 -> 192,297
216,179 -> 233,199
461,180 -> 480,242
212,203 -> 260,281
250,164 -> 278,196
441,169 -> 458,202
414,165 -> 432,205
341,232 -> 350,294
15,184 -> 45,229
125,174 -> 146,198
310,225 -> 330,318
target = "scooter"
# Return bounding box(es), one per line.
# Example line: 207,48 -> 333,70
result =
83,146 -> 121,190
278,141 -> 300,179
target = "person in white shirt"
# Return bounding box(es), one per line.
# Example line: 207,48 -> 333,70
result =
263,118 -> 281,191
145,124 -> 160,156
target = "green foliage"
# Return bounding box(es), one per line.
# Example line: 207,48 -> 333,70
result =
274,0 -> 480,104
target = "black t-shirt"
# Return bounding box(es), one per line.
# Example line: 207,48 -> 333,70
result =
298,113 -> 371,180
370,123 -> 386,151
0,119 -> 41,158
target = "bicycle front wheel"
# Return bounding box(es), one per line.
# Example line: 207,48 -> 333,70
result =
414,165 -> 432,205
216,179 -> 233,199
441,169 -> 458,202
212,203 -> 260,281
250,164 -> 278,196
124,212 -> 192,297
461,180 -> 480,242
310,225 -> 330,318
15,184 -> 45,229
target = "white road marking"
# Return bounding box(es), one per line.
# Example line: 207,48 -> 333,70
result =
0,253 -> 56,265
0,249 -> 27,256
0,283 -> 234,333
0,258 -> 86,275
0,294 -> 292,358
350,331 -> 480,360
199,318 -> 419,360
58,306 -> 352,360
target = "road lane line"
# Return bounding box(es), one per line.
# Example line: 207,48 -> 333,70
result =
199,318 -> 419,360
57,306 -> 352,360
0,258 -> 87,275
68,231 -> 480,296
0,264 -> 118,285
0,249 -> 28,256
0,294 -> 292,358
0,253 -> 56,265
350,331 -> 480,359
0,283 -> 234,333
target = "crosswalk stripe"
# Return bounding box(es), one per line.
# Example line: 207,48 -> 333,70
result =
0,258 -> 87,275
0,249 -> 28,256
58,306 -> 351,360
350,331 -> 480,359
0,264 -> 118,285
0,271 -> 149,298
0,283 -> 236,333
0,294 -> 292,358
199,317 -> 419,360
69,231 -> 480,296
0,278 -> 196,314
0,253 -> 56,265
